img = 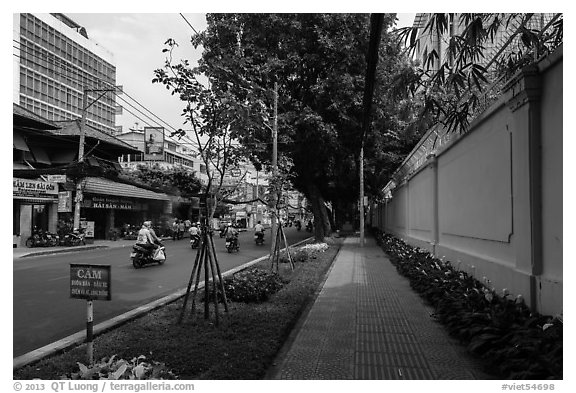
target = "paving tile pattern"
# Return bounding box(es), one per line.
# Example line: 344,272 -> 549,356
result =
275,237 -> 492,380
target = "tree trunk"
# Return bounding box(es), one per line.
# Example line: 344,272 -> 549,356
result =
307,183 -> 332,242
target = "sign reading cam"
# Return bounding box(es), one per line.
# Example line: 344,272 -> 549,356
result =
70,264 -> 111,301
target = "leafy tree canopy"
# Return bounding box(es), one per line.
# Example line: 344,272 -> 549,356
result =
123,165 -> 203,197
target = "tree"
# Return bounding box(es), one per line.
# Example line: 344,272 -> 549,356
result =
194,13 -> 409,241
153,39 -> 264,223
123,164 -> 203,197
395,13 -> 563,133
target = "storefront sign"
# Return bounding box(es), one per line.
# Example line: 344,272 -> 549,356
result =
80,220 -> 95,238
47,174 -> 67,183
58,191 -> 73,212
83,196 -> 134,210
13,178 -> 58,198
70,264 -> 111,301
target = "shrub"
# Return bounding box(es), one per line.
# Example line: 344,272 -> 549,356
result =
61,355 -> 177,380
279,243 -> 330,263
222,268 -> 287,303
372,229 -> 563,380
278,247 -> 308,263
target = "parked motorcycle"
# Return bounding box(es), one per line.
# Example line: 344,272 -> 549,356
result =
131,242 -> 166,268
295,221 -> 302,231
190,234 -> 200,249
225,236 -> 239,253
63,228 -> 86,246
25,228 -> 59,247
254,231 -> 265,246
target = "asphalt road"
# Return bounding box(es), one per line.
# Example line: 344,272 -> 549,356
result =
13,227 -> 311,358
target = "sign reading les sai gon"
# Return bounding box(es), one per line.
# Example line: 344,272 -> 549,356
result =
70,264 -> 111,301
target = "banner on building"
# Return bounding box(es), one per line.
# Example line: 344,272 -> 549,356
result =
144,127 -> 164,160
58,191 -> 73,212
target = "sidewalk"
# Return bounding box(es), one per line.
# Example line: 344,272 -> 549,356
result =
270,236 -> 493,380
13,238 -> 135,259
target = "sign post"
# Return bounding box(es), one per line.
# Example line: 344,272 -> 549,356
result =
70,264 -> 111,364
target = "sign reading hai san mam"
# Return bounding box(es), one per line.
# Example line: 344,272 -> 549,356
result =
70,264 -> 111,301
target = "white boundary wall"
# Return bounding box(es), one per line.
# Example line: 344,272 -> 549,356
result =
372,47 -> 562,316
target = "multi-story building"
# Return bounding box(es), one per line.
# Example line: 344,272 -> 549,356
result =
117,126 -> 209,184
13,13 -> 117,135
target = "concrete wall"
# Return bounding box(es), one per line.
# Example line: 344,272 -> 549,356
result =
375,48 -> 562,317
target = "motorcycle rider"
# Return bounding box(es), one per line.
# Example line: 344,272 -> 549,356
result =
225,223 -> 239,248
189,222 -> 201,246
254,221 -> 265,242
136,221 -> 156,256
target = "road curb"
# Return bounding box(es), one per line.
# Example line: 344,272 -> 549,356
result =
13,236 -> 313,371
17,245 -> 109,258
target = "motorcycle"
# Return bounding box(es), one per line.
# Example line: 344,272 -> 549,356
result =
295,221 -> 302,231
254,231 -> 264,246
190,234 -> 200,249
225,236 -> 239,253
219,227 -> 227,238
25,228 -> 59,247
63,228 -> 86,247
306,222 -> 313,233
131,242 -> 166,268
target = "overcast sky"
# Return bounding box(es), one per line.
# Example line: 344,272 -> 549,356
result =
66,13 -> 416,138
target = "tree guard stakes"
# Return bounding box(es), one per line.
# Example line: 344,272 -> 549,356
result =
178,222 -> 229,325
70,264 -> 111,365
269,214 -> 295,273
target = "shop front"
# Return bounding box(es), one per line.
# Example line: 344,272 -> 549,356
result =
13,177 -> 59,247
76,177 -> 171,239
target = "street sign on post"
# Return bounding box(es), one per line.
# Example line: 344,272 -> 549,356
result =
70,263 -> 111,365
70,264 -> 111,300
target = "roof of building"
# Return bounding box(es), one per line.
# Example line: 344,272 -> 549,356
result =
13,103 -> 60,130
53,119 -> 140,153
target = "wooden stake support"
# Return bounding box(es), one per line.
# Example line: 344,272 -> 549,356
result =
269,220 -> 295,273
178,227 -> 228,325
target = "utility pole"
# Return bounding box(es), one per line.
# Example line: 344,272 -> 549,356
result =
73,87 -> 115,230
73,88 -> 89,230
270,82 -> 278,256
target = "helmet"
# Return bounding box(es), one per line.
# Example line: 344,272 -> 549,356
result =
144,221 -> 152,228
228,223 -> 232,227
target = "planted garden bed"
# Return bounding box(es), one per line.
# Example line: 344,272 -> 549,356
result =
14,238 -> 342,380
373,229 -> 562,380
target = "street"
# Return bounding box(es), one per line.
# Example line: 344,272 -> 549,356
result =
13,227 -> 310,358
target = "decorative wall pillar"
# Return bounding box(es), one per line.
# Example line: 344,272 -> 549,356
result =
504,64 -> 543,310
427,153 -> 439,255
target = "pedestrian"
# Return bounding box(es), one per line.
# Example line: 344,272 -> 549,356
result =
184,219 -> 191,238
178,220 -> 185,240
172,219 -> 179,241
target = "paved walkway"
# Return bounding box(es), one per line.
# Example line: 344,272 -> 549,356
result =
13,238 -> 137,259
271,236 -> 493,380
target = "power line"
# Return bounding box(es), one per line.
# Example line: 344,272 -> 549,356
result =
179,14 -> 199,35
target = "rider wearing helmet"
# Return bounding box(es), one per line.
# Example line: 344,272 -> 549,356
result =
136,221 -> 156,255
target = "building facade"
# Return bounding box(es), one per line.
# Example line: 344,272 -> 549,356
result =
13,13 -> 117,135
13,104 -> 173,245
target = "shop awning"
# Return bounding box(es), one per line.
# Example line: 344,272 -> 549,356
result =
82,177 -> 170,201
13,133 -> 30,151
29,145 -> 52,165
